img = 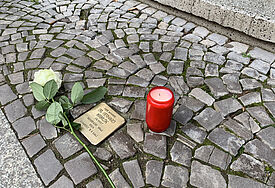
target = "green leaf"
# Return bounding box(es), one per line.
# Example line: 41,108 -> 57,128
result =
81,86 -> 107,104
43,80 -> 58,100
59,96 -> 73,110
71,122 -> 81,130
58,112 -> 68,126
35,100 -> 50,111
29,82 -> 46,101
46,102 -> 63,125
71,82 -> 84,105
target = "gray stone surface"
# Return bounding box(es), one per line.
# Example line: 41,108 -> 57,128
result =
49,175 -> 74,188
170,141 -> 192,166
127,122 -> 144,143
181,123 -> 207,143
22,134 -> 46,157
64,153 -> 97,184
230,154 -> 268,181
109,130 -> 136,159
173,105 -> 193,125
228,175 -> 271,188
0,84 -> 17,105
247,106 -> 274,127
4,99 -> 27,123
179,96 -> 205,112
161,165 -> 189,188
143,133 -> 167,159
94,147 -> 112,161
109,168 -> 130,188
34,149 -> 63,186
214,98 -> 242,117
245,139 -> 275,167
189,88 -> 215,106
194,107 -> 223,131
123,159 -> 145,188
146,160 -> 163,187
205,78 -> 229,98
190,160 -> 226,188
54,133 -> 83,159
12,116 -> 36,139
256,126 -> 275,150
208,128 -> 245,156
86,179 -> 103,188
0,110 -> 43,188
223,118 -> 253,141
239,92 -> 261,106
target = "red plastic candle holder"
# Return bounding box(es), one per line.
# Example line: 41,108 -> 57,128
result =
146,86 -> 175,132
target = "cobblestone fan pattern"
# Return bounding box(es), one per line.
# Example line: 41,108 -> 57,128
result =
0,0 -> 275,187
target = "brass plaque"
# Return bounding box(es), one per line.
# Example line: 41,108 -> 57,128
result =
74,102 -> 125,145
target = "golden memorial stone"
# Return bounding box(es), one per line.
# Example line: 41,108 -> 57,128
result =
74,102 -> 125,145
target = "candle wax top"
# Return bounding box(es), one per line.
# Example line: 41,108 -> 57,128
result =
150,88 -> 173,102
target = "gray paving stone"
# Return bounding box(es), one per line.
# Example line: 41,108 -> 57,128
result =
151,75 -> 168,86
222,73 -> 242,94
127,122 -> 144,143
45,40 -> 64,49
194,145 -> 214,162
262,88 -> 275,102
208,147 -> 232,170
231,154 -> 268,181
87,78 -> 106,88
190,160 -> 226,188
49,175 -> 74,188
86,179 -> 103,188
38,118 -> 57,140
54,133 -> 83,159
249,47 -> 275,64
130,100 -> 146,120
167,60 -> 184,75
4,99 -> 27,123
225,60 -> 244,70
149,62 -> 166,74
123,159 -> 145,188
188,88 -> 215,106
182,34 -> 202,43
0,84 -> 17,105
247,106 -> 274,127
34,149 -> 63,186
267,173 -> 275,186
179,96 -> 205,112
242,67 -> 260,79
161,165 -> 189,188
256,126 -> 275,150
207,33 -> 228,45
204,52 -> 226,65
143,133 -> 166,159
12,116 -> 36,139
174,47 -> 188,61
109,168 -> 130,188
145,160 -> 163,187
94,147 -> 112,161
107,67 -> 131,79
22,134 -> 46,157
130,55 -> 146,68
30,48 -> 45,59
193,26 -> 209,38
109,130 -> 136,159
223,118 -> 253,141
108,97 -> 133,113
170,141 -> 192,166
126,75 -> 149,87
227,52 -> 250,64
240,78 -> 262,90
194,108 -> 223,131
249,59 -> 270,74
208,128 -> 245,155
72,56 -> 92,68
168,76 -> 189,95
239,92 -> 261,106
119,61 -> 139,74
228,174 -> 271,188
123,86 -> 146,98
205,78 -> 229,98
173,105 -> 193,125
214,98 -> 242,117
64,152 -> 97,185
181,123 -> 207,143
234,112 -> 261,134
205,63 -> 219,77
93,60 -> 113,71
226,41 -> 249,54
22,94 -> 34,107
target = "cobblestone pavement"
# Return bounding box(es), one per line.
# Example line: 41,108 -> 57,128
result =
0,0 -> 275,187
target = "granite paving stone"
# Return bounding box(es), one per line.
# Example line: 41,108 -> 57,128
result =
246,106 -> 274,127
239,92 -> 261,106
109,168 -> 131,188
86,179 -> 103,188
108,97 -> 133,113
94,148 -> 112,161
12,117 -> 36,139
143,133 -> 167,159
228,175 -> 271,188
64,153 -> 97,184
123,159 -> 145,188
222,73 -> 242,94
256,126 -> 275,150
205,78 -> 229,98
161,165 -> 189,188
208,128 -> 245,156
181,123 -> 207,143
190,161 -> 226,188
0,84 -> 17,105
170,141 -> 192,166
54,133 -> 83,159
4,99 -> 27,123
189,88 -> 215,106
49,175 -> 74,188
38,118 -> 58,140
173,105 -> 193,125
214,98 -> 242,117
194,107 -> 223,131
34,149 -> 63,186
109,130 -> 136,159
22,134 -> 46,157
179,96 -> 205,112
145,160 -> 163,187
127,122 -> 144,143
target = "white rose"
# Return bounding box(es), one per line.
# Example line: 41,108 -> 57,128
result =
33,68 -> 62,89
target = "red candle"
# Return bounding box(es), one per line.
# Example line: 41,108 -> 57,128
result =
146,86 -> 175,132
